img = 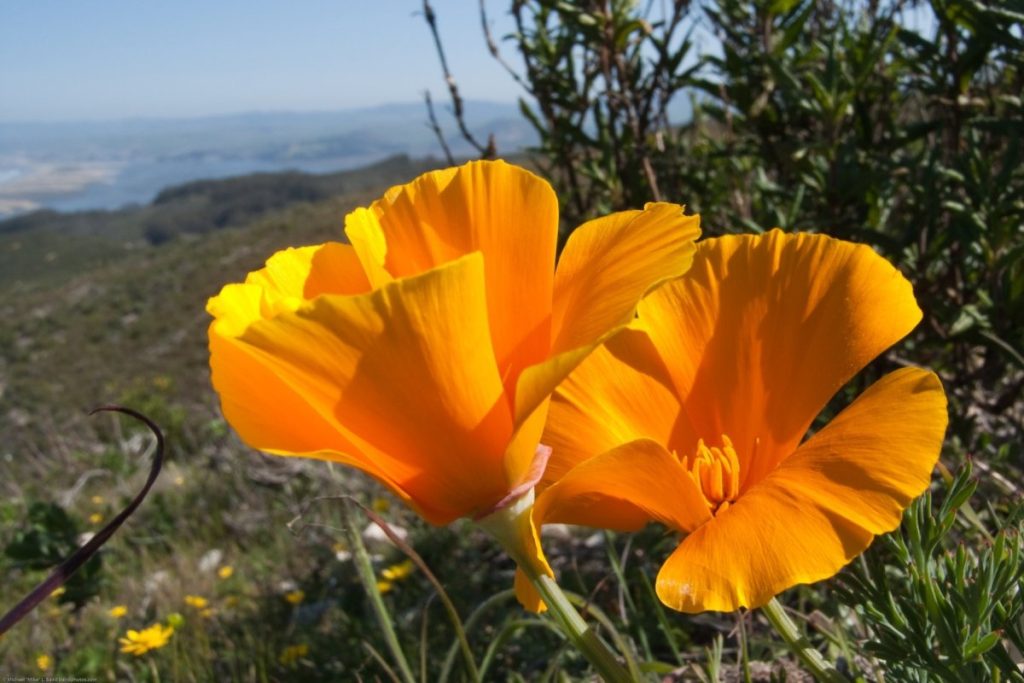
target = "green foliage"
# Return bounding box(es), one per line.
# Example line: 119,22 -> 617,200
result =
494,0 -> 1024,460
4,502 -> 104,606
503,0 -> 700,224
837,464 -> 1024,681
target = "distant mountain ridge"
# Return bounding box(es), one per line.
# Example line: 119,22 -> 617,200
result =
0,101 -> 535,216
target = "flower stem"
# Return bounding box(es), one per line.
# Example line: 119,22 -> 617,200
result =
761,597 -> 847,683
341,498 -> 417,683
477,490 -> 636,682
519,562 -> 638,683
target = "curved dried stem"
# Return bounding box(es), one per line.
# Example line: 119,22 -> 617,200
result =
0,405 -> 165,635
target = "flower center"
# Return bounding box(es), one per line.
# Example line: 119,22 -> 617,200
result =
682,436 -> 740,515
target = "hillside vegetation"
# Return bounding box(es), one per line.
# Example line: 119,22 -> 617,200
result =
0,155 -> 450,443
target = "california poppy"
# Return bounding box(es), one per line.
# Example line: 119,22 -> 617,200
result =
207,160 -> 699,551
533,230 -> 948,612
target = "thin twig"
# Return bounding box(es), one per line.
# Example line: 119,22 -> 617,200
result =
424,90 -> 456,165
422,0 -> 495,159
479,0 -> 529,89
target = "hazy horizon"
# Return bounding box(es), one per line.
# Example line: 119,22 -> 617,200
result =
0,99 -> 521,127
0,1 -> 522,122
0,100 -> 535,217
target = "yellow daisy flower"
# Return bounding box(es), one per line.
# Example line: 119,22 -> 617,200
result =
119,623 -> 174,656
381,560 -> 415,582
184,595 -> 208,609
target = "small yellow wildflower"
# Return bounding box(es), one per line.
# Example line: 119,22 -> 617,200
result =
376,580 -> 393,594
51,586 -> 66,599
284,590 -> 305,605
109,605 -> 128,618
36,654 -> 51,671
119,623 -> 174,656
381,560 -> 415,582
371,497 -> 391,513
89,512 -> 103,525
278,643 -> 309,666
184,595 -> 209,609
199,608 -> 215,619
91,495 -> 105,506
217,565 -> 234,579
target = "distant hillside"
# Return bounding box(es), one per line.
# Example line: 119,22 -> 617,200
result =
0,154 -> 459,450
0,155 -> 445,291
0,101 -> 536,215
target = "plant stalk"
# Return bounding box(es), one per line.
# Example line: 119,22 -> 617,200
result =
477,490 -> 636,682
520,562 -> 638,682
341,498 -> 417,683
761,597 -> 847,683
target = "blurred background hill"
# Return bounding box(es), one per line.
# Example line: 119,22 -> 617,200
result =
0,102 -> 534,217
0,154 -> 452,448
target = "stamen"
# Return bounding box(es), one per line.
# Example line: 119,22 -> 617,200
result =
684,436 -> 741,515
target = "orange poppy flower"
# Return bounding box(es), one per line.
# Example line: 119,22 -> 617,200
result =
207,160 -> 699,542
533,230 -> 948,613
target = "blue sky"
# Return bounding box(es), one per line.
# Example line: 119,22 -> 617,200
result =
0,1 -> 521,122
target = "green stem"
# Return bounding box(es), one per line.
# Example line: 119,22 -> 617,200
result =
476,490 -> 636,682
761,598 -> 847,683
520,563 -> 637,683
342,498 -> 417,683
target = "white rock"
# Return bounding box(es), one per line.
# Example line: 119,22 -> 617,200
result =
541,523 -> 573,540
362,522 -> 408,549
145,570 -> 169,593
198,549 -> 223,573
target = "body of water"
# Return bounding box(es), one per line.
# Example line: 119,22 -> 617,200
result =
0,152 -> 388,217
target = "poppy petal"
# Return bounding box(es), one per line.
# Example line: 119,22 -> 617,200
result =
656,367 -> 946,613
502,405 -> 553,504
207,242 -> 389,494
208,242 -> 372,337
341,213 -> 394,289
245,241 -> 372,302
213,252 -> 514,524
208,332 -> 408,498
551,204 -> 699,353
638,230 -> 923,490
344,160 -> 558,394
541,328 -> 690,487
535,439 -> 712,533
513,204 -> 700,426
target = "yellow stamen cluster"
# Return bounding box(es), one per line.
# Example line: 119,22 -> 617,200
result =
682,436 -> 740,514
